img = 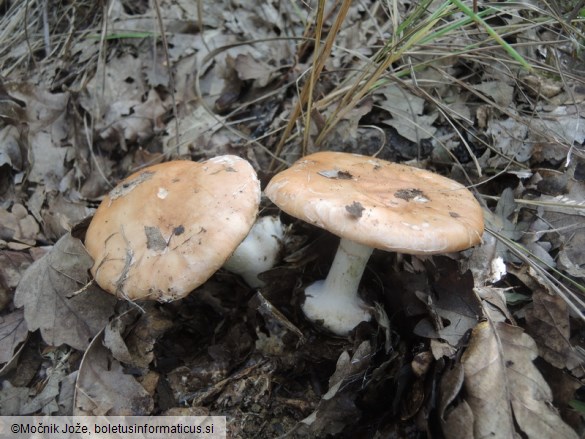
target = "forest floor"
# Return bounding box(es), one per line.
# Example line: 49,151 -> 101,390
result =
1,0 -> 585,437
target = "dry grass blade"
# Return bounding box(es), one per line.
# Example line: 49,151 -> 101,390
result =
151,0 -> 179,154
486,226 -> 585,322
314,0 -> 452,146
271,0 -> 354,170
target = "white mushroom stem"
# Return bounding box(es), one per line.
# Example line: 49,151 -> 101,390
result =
302,238 -> 373,335
223,216 -> 285,288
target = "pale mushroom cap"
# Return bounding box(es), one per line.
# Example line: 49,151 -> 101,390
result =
85,156 -> 261,301
265,152 -> 484,254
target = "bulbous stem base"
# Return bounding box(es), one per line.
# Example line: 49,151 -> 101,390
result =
302,238 -> 373,335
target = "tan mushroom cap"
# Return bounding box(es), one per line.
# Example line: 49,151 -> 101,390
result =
85,156 -> 261,301
265,151 -> 484,254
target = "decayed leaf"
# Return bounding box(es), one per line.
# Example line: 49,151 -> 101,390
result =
474,286 -> 515,324
413,291 -> 479,346
442,401 -> 475,439
486,118 -> 531,167
57,371 -> 77,415
78,46 -> 169,147
413,268 -> 480,346
13,233 -> 117,351
104,306 -> 173,369
0,309 -> 28,365
531,193 -> 585,279
0,382 -> 30,415
461,321 -> 578,439
21,364 -> 67,415
114,88 -> 168,141
299,341 -> 372,436
460,321 -> 519,438
500,323 -> 578,439
103,316 -> 135,366
40,193 -> 94,241
557,229 -> 585,278
74,329 -> 153,415
439,364 -> 474,439
529,105 -> 585,149
525,288 -> 572,369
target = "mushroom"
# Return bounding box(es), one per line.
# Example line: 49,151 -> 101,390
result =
223,215 -> 285,288
265,151 -> 484,335
84,156 -> 261,301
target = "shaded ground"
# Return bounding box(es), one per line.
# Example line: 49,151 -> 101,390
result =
1,0 -> 585,437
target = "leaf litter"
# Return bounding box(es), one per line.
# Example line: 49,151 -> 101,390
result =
14,231 -> 117,351
0,0 -> 584,436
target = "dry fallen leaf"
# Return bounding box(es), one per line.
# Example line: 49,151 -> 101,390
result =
461,321 -> 578,439
0,310 -> 28,366
104,305 -> 173,370
21,363 -> 67,415
473,81 -> 515,107
0,125 -> 23,170
234,53 -> 278,88
0,204 -> 40,247
438,363 -> 475,439
0,250 -> 33,311
299,341 -> 372,436
379,83 -> 438,142
162,105 -> 223,157
13,233 -> 117,351
413,268 -> 480,347
74,328 -> 153,416
0,382 -> 30,415
441,400 -> 474,439
7,84 -> 72,190
525,287 -> 572,369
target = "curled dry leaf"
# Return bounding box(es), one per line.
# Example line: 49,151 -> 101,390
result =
103,314 -> 136,366
441,400 -> 475,439
461,321 -> 578,439
437,363 -> 473,439
14,233 -> 117,351
104,306 -> 173,370
74,329 -> 153,416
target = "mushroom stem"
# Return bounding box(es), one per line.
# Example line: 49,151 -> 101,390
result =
302,238 -> 373,335
223,216 -> 285,288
